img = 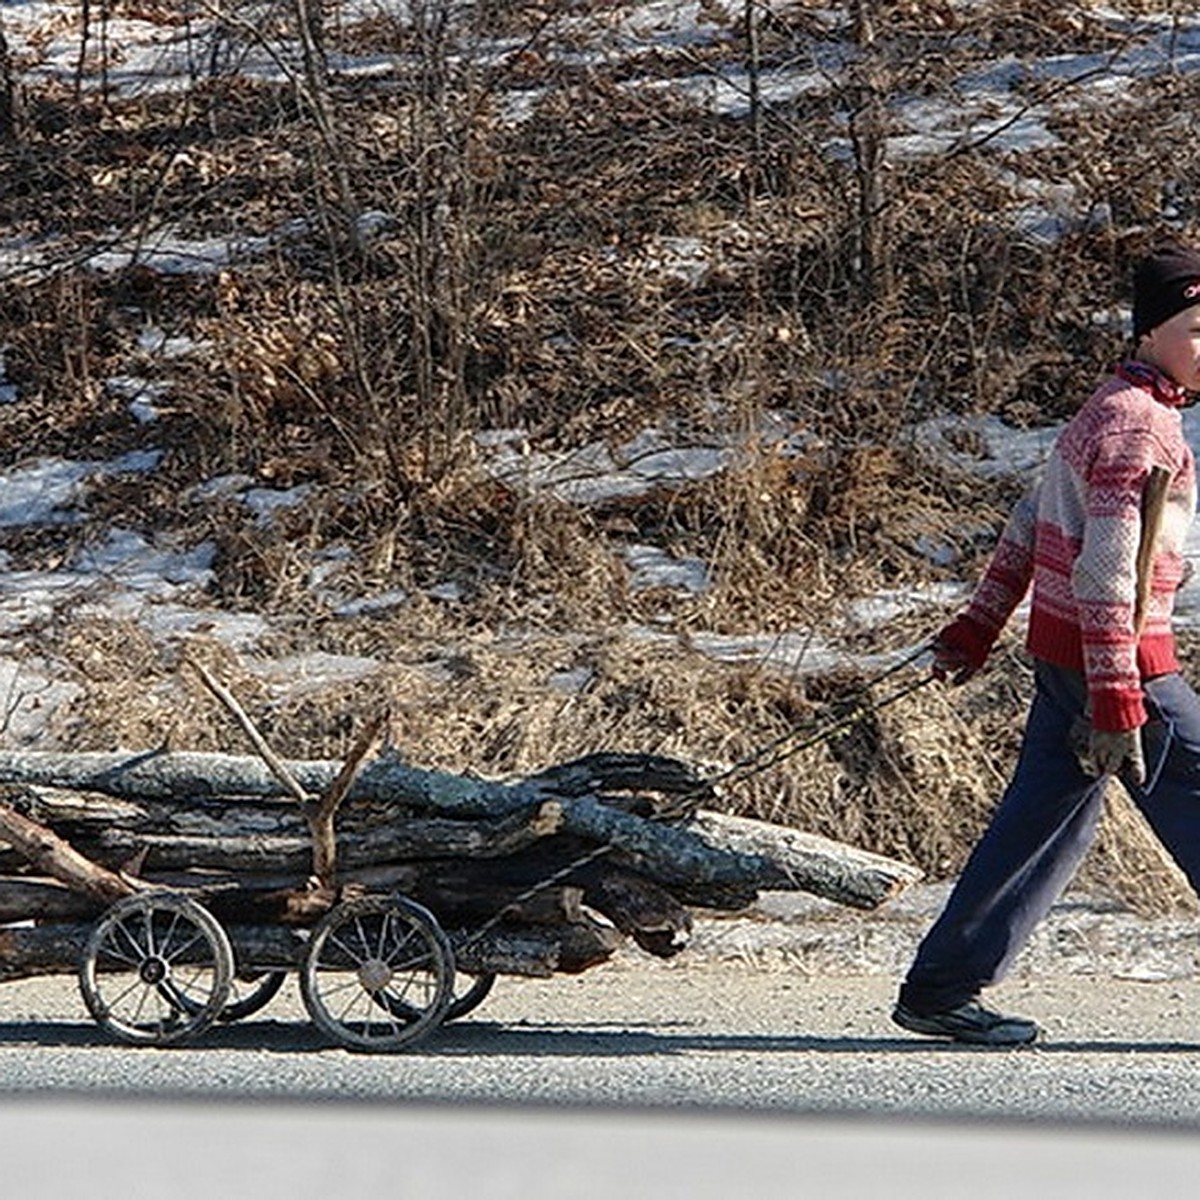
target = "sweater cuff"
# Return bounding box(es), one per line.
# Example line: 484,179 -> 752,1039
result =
1088,688 -> 1147,733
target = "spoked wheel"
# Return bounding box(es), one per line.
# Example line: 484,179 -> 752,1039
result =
171,968 -> 287,1025
217,970 -> 287,1023
78,893 -> 234,1046
300,895 -> 454,1053
446,972 -> 496,1022
375,969 -> 496,1024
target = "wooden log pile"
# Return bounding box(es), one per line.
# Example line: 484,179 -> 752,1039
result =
0,660 -> 926,986
0,738 -> 923,983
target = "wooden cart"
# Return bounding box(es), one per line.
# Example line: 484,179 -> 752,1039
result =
72,887 -> 485,1052
0,732 -> 921,1053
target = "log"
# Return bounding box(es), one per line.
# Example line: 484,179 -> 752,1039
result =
0,799 -> 136,906
0,876 -> 98,924
0,748 -> 712,809
3,786 -> 562,855
526,751 -> 716,804
0,749 -> 922,911
572,865 -> 692,957
0,923 -> 94,982
450,920 -> 624,977
383,856 -> 689,956
683,810 -> 925,909
9,801 -> 566,876
0,747 -> 519,811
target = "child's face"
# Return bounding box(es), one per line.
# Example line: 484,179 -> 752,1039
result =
1139,302 -> 1200,392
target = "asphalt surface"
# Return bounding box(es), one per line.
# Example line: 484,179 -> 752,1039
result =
4,953 -> 1200,1120
6,888 -> 1200,1198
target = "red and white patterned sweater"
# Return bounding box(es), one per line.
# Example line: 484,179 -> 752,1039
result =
961,362 -> 1197,732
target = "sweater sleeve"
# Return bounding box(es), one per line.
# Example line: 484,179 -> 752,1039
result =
1072,435 -> 1156,732
961,483 -> 1039,644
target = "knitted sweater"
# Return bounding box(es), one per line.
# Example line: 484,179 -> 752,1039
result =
962,363 -> 1197,732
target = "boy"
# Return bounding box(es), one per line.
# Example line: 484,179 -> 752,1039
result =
892,243 -> 1200,1045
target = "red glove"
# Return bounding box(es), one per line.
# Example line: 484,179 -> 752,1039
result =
931,615 -> 994,685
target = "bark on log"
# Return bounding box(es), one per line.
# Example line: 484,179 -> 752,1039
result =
683,809 -> 925,909
450,920 -> 624,977
526,752 -> 716,805
0,923 -> 94,983
2,786 -> 562,858
12,801 -> 565,876
209,872 -> 591,934
0,877 -> 98,924
0,747 -> 517,811
0,760 -> 802,902
572,866 -> 692,957
0,750 -> 922,911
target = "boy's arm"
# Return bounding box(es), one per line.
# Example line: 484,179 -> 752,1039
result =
934,485 -> 1039,681
1073,444 -> 1164,732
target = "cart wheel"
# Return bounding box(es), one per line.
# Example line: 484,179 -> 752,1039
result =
78,893 -> 234,1046
300,895 -> 453,1052
374,969 -> 496,1023
170,967 -> 287,1024
217,970 -> 287,1023
446,972 -> 496,1022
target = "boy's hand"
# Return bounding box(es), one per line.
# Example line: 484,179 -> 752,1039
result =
1088,728 -> 1146,786
931,638 -> 977,685
930,616 -> 993,685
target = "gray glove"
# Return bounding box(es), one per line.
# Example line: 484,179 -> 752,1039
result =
1088,727 -> 1146,786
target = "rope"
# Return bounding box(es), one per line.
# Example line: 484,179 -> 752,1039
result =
700,642 -> 934,794
454,642 -> 936,953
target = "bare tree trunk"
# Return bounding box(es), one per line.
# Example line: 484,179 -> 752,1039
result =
0,20 -> 17,145
745,0 -> 762,161
847,0 -> 891,298
406,0 -> 476,475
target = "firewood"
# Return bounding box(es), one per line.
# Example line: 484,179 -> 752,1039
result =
0,795 -> 136,905
0,749 -> 921,908
683,809 -> 924,909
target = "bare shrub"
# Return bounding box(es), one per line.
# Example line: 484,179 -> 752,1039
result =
2,0 -> 1199,915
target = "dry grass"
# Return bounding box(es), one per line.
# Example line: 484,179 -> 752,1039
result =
1,1 -> 1199,914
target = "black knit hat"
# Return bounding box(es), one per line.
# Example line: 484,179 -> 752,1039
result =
1133,242 -> 1200,339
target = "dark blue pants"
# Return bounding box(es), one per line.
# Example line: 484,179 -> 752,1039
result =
898,660 -> 1200,1014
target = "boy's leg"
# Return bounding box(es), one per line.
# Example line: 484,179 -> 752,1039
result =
897,662 -> 1106,1017
1127,673 -> 1200,891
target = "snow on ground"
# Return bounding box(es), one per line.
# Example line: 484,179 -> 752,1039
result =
0,394 -> 1019,746
3,3 -> 1197,283
1,2 -> 1199,745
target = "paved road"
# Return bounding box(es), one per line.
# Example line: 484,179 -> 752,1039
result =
6,958 -> 1200,1198
4,957 -> 1200,1122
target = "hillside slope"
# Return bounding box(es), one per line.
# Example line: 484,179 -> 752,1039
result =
0,0 -> 1198,909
